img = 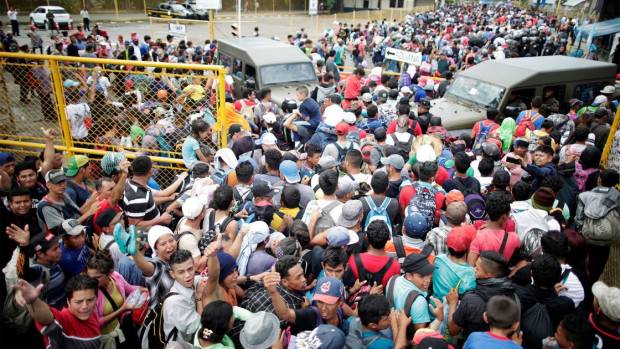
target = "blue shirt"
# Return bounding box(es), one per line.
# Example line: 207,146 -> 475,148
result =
464,332 -> 523,349
59,243 -> 90,278
432,254 -> 476,299
65,180 -> 91,208
347,317 -> 394,349
299,98 -> 322,130
390,276 -> 430,324
182,135 -> 200,169
516,110 -> 543,130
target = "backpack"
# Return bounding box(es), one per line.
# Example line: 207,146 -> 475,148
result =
390,133 -> 414,160
386,275 -> 423,317
232,187 -> 253,215
472,121 -> 494,155
514,110 -> 542,138
315,201 -> 341,234
139,292 -> 180,349
347,128 -> 362,145
393,236 -> 434,263
199,210 -> 234,253
527,130 -> 542,153
2,269 -> 50,334
346,254 -> 396,306
363,196 -> 393,236
427,126 -> 448,140
448,176 -> 478,197
174,217 -> 197,245
521,303 -> 554,349
574,162 -> 598,192
334,142 -> 354,163
581,199 -> 620,246
408,182 -> 438,228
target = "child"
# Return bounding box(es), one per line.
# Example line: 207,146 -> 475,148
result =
463,295 -> 523,349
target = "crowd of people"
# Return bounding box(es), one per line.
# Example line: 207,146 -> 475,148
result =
1,2 -> 620,349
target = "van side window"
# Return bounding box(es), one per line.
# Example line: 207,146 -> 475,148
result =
574,82 -> 606,106
245,64 -> 256,80
542,85 -> 565,114
219,52 -> 232,69
233,59 -> 243,79
504,88 -> 534,117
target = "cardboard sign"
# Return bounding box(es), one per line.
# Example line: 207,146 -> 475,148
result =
309,0 -> 318,15
195,0 -> 222,10
385,47 -> 422,65
169,23 -> 186,36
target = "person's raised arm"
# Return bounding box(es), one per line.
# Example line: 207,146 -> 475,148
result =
446,288 -> 462,336
264,271 -> 296,323
40,128 -> 57,175
204,234 -> 222,298
109,159 -> 130,207
224,224 -> 248,259
86,68 -> 98,103
13,279 -> 54,325
154,172 -> 188,197
133,241 -> 155,277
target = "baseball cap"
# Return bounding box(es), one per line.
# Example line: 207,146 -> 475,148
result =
402,253 -> 434,276
228,124 -> 243,137
252,180 -> 276,197
45,169 -> 66,184
445,190 -> 465,204
326,226 -> 359,247
182,197 -> 205,220
30,232 -> 61,253
376,89 -> 388,101
335,175 -> 355,198
95,207 -> 121,229
446,225 -> 476,254
61,219 -> 87,236
0,152 -> 15,166
279,160 -> 301,184
600,85 -> 615,95
343,112 -> 357,124
247,221 -> 270,244
313,277 -> 345,304
101,152 -> 125,175
592,95 -> 608,106
318,155 -> 338,171
335,122 -> 349,136
381,154 -> 405,170
65,155 -> 90,177
418,97 -> 432,108
361,92 -> 373,102
592,281 -> 620,322
338,200 -> 363,228
294,325 -> 346,349
404,209 -> 432,239
401,86 -> 412,94
256,132 -> 277,146
63,79 -> 80,88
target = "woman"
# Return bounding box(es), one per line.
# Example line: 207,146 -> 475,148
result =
203,185 -> 238,242
494,117 -> 516,153
182,119 -> 212,170
86,250 -> 145,349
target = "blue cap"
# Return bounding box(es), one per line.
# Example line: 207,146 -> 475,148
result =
404,209 -> 431,239
0,152 -> 15,166
294,325 -> 346,349
326,226 -> 359,247
279,160 -> 300,184
313,277 -> 345,304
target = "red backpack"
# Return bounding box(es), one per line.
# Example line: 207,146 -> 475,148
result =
514,110 -> 542,137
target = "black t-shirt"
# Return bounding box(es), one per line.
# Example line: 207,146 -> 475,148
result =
442,176 -> 481,196
360,195 -> 400,229
231,136 -> 255,158
386,179 -> 403,199
452,292 -> 489,340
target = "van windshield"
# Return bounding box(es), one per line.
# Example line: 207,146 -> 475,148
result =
260,63 -> 316,86
446,76 -> 505,109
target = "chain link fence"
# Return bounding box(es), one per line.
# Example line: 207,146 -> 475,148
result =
0,52 -> 226,187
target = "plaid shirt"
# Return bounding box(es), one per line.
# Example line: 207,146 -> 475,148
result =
426,225 -> 450,256
240,283 -> 304,314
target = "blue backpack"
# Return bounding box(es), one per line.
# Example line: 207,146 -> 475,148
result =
472,121 -> 493,155
363,196 -> 393,236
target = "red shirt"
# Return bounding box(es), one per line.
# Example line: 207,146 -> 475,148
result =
347,253 -> 401,288
469,227 -> 521,262
37,307 -> 100,349
386,119 -> 422,136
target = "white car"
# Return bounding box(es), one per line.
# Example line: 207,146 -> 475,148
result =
29,6 -> 73,30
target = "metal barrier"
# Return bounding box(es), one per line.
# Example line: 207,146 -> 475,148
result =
0,52 -> 226,187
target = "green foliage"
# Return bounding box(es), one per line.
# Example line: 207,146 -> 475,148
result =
324,0 -> 338,11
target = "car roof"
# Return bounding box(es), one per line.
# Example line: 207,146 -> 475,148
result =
457,56 -> 616,88
37,6 -> 66,10
218,37 -> 312,66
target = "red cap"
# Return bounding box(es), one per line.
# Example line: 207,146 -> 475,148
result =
446,225 -> 476,253
335,122 -> 349,136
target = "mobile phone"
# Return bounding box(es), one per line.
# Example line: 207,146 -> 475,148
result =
506,156 -> 521,164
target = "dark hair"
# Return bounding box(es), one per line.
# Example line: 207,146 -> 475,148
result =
131,155 -> 152,176
14,161 -> 37,178
560,311 -> 596,349
264,149 -> 283,171
541,118 -> 554,130
319,169 -> 339,195
87,250 -> 114,275
600,169 -> 619,187
257,88 -> 272,100
170,249 -> 194,267
511,181 -> 531,201
541,230 -> 569,260
478,157 -> 494,177
492,170 -> 511,190
417,161 -> 438,182
322,247 -> 348,268
454,152 -> 471,173
366,220 -> 390,249
235,161 -> 254,183
276,255 -> 300,278
485,295 -> 520,330
199,301 -> 233,343
345,149 -> 363,169
281,185 -> 301,208
370,171 -> 389,194
367,105 -> 379,119
479,251 -> 509,277
212,185 -> 233,210
95,177 -> 114,192
191,119 -> 210,137
66,274 -> 98,300
8,187 -> 31,202
485,192 -> 511,221
354,67 -> 366,76
531,96 -> 543,108
535,145 -> 554,157
540,175 -> 563,194
397,103 -> 410,116
486,109 -> 499,121
531,254 -> 561,289
305,143 -> 322,157
579,145 -> 601,170
573,125 -> 589,142
359,294 -> 390,327
291,220 -> 310,248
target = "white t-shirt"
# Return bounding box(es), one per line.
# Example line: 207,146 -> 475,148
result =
301,199 -> 343,226
65,102 -> 91,140
559,264 -> 585,307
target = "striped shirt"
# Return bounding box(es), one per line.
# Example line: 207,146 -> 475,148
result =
146,257 -> 175,308
123,179 -> 160,222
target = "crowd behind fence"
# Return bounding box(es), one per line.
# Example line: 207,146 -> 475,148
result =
0,52 -> 226,187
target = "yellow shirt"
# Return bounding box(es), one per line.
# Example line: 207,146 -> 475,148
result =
102,282 -> 124,334
271,207 -> 301,231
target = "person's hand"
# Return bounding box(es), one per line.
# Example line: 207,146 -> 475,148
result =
85,200 -> 102,217
159,212 -> 173,225
389,309 -> 399,332
271,329 -> 285,349
304,278 -> 317,291
41,127 -> 56,141
6,224 -> 30,247
350,279 -> 367,293
511,330 -> 523,345
263,271 -> 281,294
446,287 -> 459,307
429,296 -> 444,321
119,159 -> 131,174
13,279 -> 43,306
301,176 -> 311,185
178,172 -> 189,180
121,299 -> 139,311
301,296 -> 311,309
554,283 -> 568,295
196,278 -> 208,298
234,209 -> 249,219
369,281 -> 383,295
203,235 -> 221,257
395,309 -> 411,328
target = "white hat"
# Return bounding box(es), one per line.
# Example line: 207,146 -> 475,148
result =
600,85 -> 615,95
182,197 -> 205,220
147,225 -> 174,251
263,112 -> 277,124
361,93 -> 373,103
592,95 -> 608,106
247,221 -> 270,244
592,281 -> 620,322
401,86 -> 412,94
257,132 -> 277,146
343,112 -> 357,124
416,144 -> 437,162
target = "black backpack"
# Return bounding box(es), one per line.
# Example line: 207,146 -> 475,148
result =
139,292 -> 180,349
390,133 -> 414,160
232,187 -> 253,215
521,303 -> 554,348
199,210 -> 234,253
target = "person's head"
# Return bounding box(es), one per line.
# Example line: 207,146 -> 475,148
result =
8,187 -> 32,216
484,295 -> 520,333
198,301 -> 234,344
86,250 -> 115,288
281,185 -> 301,209
554,312 -> 596,349
358,295 -> 391,331
513,138 -> 529,157
264,148 -> 282,172
0,153 -> 16,177
445,201 -> 468,226
170,249 -> 195,289
475,251 -> 509,279
94,177 -> 115,202
599,169 -> 619,188
212,185 -> 234,211
531,96 -> 543,109
486,108 -> 499,121
354,67 -> 366,78
291,220 -> 310,249
541,118 -> 554,132
235,161 -> 254,184
533,145 -> 554,166
531,254 -> 561,289
417,161 -> 438,182
511,180 -> 531,201
370,170 -> 389,194
276,255 -> 307,292
61,219 -> 87,250
319,169 -> 339,196
147,225 -> 177,262
579,145 -> 601,170
454,151 -> 471,174
478,157 -> 494,177
296,86 -> 309,101
366,220 -> 391,250
15,161 -> 38,189
485,192 -> 511,224
66,155 -> 90,179
573,125 -> 589,143
344,149 -> 363,172
31,232 -> 62,265
402,253 -> 434,291
592,281 -> 620,325
217,251 -> 239,289
313,277 -> 345,320
492,170 -> 511,192
131,155 -> 152,177
321,247 -> 348,279
305,143 -> 322,167
66,275 -> 98,321
191,119 -> 212,140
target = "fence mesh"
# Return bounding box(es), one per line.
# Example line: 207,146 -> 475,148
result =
0,53 -> 225,187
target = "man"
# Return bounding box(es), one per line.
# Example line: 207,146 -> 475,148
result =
342,149 -> 371,186
381,154 -> 405,199
0,152 -> 16,179
254,149 -> 284,191
512,187 -> 560,242
416,98 -> 434,134
471,109 -> 500,152
384,212 -> 432,261
590,107 -> 611,151
463,296 -> 522,349
302,169 -> 343,231
229,124 -> 255,158
293,86 -> 322,137
123,155 -> 173,227
522,145 -> 557,191
442,152 -> 481,196
92,158 -> 130,234
13,128 -> 56,204
590,281 -> 620,347
300,143 -> 322,180
13,275 -> 100,349
432,226 -> 476,300
134,225 -> 177,307
175,197 -> 206,269
265,275 -> 348,334
502,138 -> 531,187
541,87 -> 560,116
426,201 -> 470,256
436,71 -> 452,98
64,155 -> 92,209
399,161 -> 446,225
343,68 -> 365,110
8,7 -> 19,36
347,294 -> 408,349
515,96 -> 544,134
2,188 -> 42,267
58,219 -> 91,278
94,208 -> 124,268
277,159 -> 315,209
448,251 -> 517,341
37,169 -> 97,233
323,122 -> 357,163
361,171 -> 400,230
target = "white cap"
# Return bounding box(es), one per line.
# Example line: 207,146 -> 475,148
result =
257,132 -> 277,145
263,112 -> 277,124
361,93 -> 373,102
247,221 -> 270,244
401,86 -> 412,94
182,197 -> 205,220
592,281 -> 620,322
343,112 -> 357,124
